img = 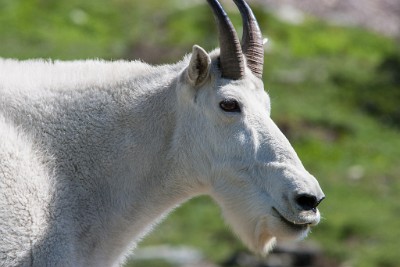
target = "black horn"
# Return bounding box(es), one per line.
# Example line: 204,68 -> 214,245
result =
207,0 -> 245,80
233,0 -> 264,78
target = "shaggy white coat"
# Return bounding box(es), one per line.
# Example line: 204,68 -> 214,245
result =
0,47 -> 324,266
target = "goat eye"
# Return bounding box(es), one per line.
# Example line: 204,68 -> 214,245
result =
219,99 -> 241,113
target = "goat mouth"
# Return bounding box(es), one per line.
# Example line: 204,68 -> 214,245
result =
272,207 -> 309,232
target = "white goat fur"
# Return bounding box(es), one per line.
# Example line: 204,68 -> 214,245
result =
0,26 -> 324,267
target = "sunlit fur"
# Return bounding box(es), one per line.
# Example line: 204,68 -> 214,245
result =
0,45 -> 323,266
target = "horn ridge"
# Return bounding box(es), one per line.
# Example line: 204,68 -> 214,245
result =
233,0 -> 264,78
207,0 -> 245,80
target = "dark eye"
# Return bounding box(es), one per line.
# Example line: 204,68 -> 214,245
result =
219,99 -> 241,113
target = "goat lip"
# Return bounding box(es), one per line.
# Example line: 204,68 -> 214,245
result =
272,207 -> 310,231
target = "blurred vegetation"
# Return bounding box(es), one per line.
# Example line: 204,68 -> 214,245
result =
1,0 -> 400,267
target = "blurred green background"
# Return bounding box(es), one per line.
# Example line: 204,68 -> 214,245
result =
1,0 -> 399,266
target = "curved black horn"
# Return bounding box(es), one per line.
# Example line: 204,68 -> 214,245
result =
207,0 -> 245,80
233,0 -> 264,78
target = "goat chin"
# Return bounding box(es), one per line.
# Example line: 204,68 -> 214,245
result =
255,218 -> 277,256
243,215 -> 310,256
220,210 -> 276,256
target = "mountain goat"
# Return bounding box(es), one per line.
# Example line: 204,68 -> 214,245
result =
0,0 -> 325,266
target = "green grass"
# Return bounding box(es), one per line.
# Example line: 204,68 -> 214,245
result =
1,1 -> 400,266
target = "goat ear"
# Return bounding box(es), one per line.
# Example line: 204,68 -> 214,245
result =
187,45 -> 211,87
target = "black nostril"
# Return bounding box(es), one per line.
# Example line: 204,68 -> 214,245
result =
296,194 -> 322,211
